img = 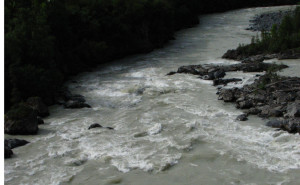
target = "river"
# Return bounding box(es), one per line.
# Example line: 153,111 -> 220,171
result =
5,5 -> 300,185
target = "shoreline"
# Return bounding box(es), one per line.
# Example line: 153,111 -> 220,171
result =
167,8 -> 300,134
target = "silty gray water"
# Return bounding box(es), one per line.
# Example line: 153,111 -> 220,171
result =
5,5 -> 300,185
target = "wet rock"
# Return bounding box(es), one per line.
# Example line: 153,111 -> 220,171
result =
218,89 -> 235,102
246,107 -> 262,115
5,104 -> 38,135
236,100 -> 253,109
286,102 -> 300,117
236,114 -> 248,121
241,55 -> 264,63
64,100 -> 91,109
266,119 -> 285,128
26,97 -> 49,117
5,146 -> 13,159
213,69 -> 226,79
213,78 -> 242,86
88,123 -> 102,130
5,139 -> 29,149
222,49 -> 244,60
106,127 -> 114,130
166,71 -> 176,76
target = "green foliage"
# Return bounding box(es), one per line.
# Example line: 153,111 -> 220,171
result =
5,0 -> 298,111
237,6 -> 300,55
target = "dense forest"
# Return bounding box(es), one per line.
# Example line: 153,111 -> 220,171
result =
235,6 -> 300,56
5,0 -> 298,112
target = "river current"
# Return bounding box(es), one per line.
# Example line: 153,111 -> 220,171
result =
5,5 -> 300,185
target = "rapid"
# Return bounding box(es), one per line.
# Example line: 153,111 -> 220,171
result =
5,5 -> 300,185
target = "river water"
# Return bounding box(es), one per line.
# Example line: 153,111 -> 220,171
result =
5,5 -> 300,185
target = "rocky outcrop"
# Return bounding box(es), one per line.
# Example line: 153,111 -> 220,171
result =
5,104 -> 39,135
171,62 -> 287,78
26,97 -> 49,117
218,75 -> 300,134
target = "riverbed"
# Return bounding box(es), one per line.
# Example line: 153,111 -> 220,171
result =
5,5 -> 300,185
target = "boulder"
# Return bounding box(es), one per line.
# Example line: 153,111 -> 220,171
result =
213,69 -> 226,79
218,89 -> 235,102
64,100 -> 91,109
266,119 -> 285,128
5,104 -> 38,135
166,71 -> 176,76
88,123 -> 102,130
213,78 -> 242,86
236,114 -> 248,121
236,100 -> 253,109
26,97 -> 49,117
246,107 -> 262,115
5,139 -> 29,149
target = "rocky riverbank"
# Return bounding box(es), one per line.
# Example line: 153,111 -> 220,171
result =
168,60 -> 300,134
246,10 -> 293,31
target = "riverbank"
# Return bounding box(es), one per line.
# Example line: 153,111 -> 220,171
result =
168,7 -> 300,134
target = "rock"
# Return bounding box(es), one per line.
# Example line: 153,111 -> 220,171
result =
37,116 -> 44,125
222,49 -> 243,60
26,97 -> 49,117
241,55 -> 264,63
5,104 -> 38,135
236,100 -> 253,109
5,146 -> 13,159
236,114 -> 248,121
286,102 -> 300,117
213,78 -> 242,86
266,119 -> 284,128
281,118 -> 300,134
218,89 -> 235,102
106,127 -> 114,130
177,65 -> 205,75
64,100 -> 91,109
246,107 -> 262,115
88,123 -> 102,130
166,71 -> 176,76
213,69 -> 226,79
5,139 -> 29,149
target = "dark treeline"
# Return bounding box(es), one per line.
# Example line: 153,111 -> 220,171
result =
235,6 -> 300,55
5,0 -> 298,112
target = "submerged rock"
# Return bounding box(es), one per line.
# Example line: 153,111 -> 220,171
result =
88,123 -> 102,130
236,114 -> 248,121
64,100 -> 91,109
5,139 -> 29,149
